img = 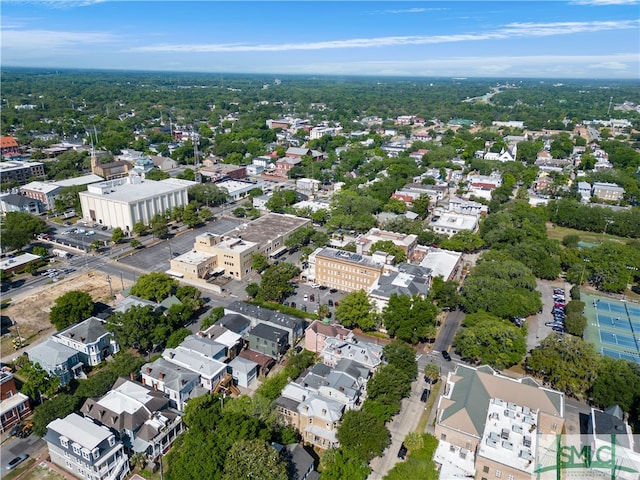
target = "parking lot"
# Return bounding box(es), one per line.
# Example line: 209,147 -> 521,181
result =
117,217 -> 245,273
284,282 -> 349,318
48,223 -> 112,251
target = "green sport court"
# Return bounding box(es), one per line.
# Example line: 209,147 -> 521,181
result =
582,291 -> 640,365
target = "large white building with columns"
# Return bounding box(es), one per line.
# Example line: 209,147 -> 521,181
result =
79,176 -> 196,232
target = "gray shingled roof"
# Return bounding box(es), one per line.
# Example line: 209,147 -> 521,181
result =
57,317 -> 108,344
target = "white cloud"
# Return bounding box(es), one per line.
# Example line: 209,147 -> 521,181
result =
2,0 -> 109,8
125,19 -> 639,53
2,28 -> 120,55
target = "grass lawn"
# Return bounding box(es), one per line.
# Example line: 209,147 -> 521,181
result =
546,224 -> 627,244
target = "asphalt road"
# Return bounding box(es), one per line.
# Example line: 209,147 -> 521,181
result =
433,308 -> 464,353
0,433 -> 46,472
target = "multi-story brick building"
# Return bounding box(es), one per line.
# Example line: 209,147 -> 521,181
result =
0,368 -> 31,433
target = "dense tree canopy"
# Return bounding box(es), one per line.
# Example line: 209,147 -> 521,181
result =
130,272 -> 177,302
335,290 -> 376,331
382,294 -> 438,344
49,291 -> 95,330
0,211 -> 48,251
453,312 -> 527,369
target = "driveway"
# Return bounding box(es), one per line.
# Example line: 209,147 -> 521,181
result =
527,279 -> 572,351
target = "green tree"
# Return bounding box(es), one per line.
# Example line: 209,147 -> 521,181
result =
19,361 -> 60,401
319,448 -> 370,480
383,294 -> 438,344
440,230 -> 485,253
335,290 -> 376,331
183,203 -> 200,228
258,263 -> 299,302
591,357 -> 640,415
150,213 -> 168,238
130,239 -> 142,249
222,439 -> 288,480
32,246 -> 48,258
133,221 -> 148,236
130,272 -> 177,302
111,227 -> 125,244
453,313 -> 526,369
337,409 -> 390,461
32,393 -> 80,437
105,305 -> 163,353
411,194 -> 431,219
383,339 -> 418,380
428,276 -> 460,310
423,363 -> 440,383
370,240 -> 406,263
526,334 -> 600,399
1,211 -> 48,251
166,328 -> 193,348
145,168 -> 170,180
201,306 -> 225,330
49,290 -> 95,330
251,253 -> 270,273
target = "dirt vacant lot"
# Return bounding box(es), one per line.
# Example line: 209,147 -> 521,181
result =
1,272 -> 132,360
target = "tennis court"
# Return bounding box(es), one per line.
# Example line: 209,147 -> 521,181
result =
583,292 -> 640,365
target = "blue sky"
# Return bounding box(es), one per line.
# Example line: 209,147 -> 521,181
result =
2,1 -> 639,79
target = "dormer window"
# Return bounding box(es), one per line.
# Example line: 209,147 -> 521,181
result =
92,448 -> 100,460
72,443 -> 81,455
108,435 -> 116,447
82,448 -> 91,461
60,436 -> 69,448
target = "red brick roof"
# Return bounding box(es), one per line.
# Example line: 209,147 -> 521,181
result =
0,136 -> 19,148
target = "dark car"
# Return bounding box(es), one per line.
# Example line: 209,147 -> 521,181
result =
319,285 -> 327,290
329,288 -> 338,294
9,423 -> 23,437
397,443 -> 408,459
6,454 -> 29,471
290,301 -> 296,309
420,388 -> 430,402
310,294 -> 315,302
442,350 -> 452,361
328,299 -> 334,307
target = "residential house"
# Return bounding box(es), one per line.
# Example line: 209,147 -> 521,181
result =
28,339 -> 84,387
304,321 -> 354,355
592,182 -> 625,202
54,317 -> 119,367
418,247 -> 463,282
300,359 -> 370,410
238,349 -> 276,377
368,263 -> 432,311
275,388 -> 345,450
161,346 -> 228,392
198,324 -> 244,360
45,413 -> 130,480
273,443 -> 318,480
0,368 -> 31,433
214,313 -> 253,337
577,181 -> 592,202
0,193 -> 43,214
467,172 -> 503,201
225,301 -> 306,345
198,163 -> 246,181
275,157 -> 302,178
81,378 -> 184,460
434,364 -> 564,480
247,323 -> 289,359
320,337 -> 383,370
0,136 -> 21,157
140,358 -> 201,411
149,155 -> 178,171
446,197 -> 487,216
228,356 -> 259,388
585,405 -> 640,480
19,181 -> 61,211
285,147 -> 323,161
429,212 -> 479,237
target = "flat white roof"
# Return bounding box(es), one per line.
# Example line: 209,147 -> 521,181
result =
52,174 -> 104,188
477,398 -> 538,473
431,212 -> 478,231
81,177 -> 196,203
20,181 -> 60,194
0,253 -> 40,270
420,248 -> 461,280
173,250 -> 215,265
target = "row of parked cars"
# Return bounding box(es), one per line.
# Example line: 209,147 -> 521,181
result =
545,288 -> 567,332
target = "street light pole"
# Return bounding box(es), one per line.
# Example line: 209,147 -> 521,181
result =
623,266 -> 638,301
579,258 -> 590,286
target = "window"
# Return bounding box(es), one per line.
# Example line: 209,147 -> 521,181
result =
483,466 -> 490,474
495,471 -> 502,478
72,443 -> 81,455
60,436 -> 69,448
82,449 -> 91,461
108,436 -> 116,447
